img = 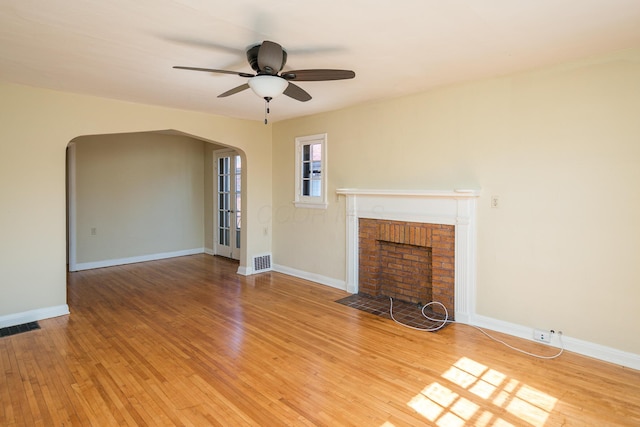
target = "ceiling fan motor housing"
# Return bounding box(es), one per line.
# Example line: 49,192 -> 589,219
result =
247,43 -> 287,73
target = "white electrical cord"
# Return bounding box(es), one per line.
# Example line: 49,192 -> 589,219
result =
389,297 -> 565,360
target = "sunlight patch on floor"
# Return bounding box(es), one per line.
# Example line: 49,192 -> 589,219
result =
407,357 -> 558,426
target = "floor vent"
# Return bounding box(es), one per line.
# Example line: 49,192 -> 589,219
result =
0,321 -> 40,338
253,254 -> 272,272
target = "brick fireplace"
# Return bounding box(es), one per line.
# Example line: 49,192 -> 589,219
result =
358,218 -> 455,317
337,188 -> 480,323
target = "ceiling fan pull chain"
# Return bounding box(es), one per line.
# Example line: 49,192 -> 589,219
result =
264,97 -> 272,125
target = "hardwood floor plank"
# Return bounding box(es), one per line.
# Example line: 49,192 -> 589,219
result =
2,254 -> 640,426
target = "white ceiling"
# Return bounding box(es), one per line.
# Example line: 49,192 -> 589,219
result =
2,1 -> 640,123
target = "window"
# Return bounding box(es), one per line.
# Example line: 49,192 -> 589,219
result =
295,133 -> 327,209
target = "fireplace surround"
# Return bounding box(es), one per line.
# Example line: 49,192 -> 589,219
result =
337,188 -> 480,323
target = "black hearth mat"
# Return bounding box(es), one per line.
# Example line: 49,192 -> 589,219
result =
335,294 -> 449,331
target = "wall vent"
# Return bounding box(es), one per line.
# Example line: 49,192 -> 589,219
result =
253,254 -> 272,272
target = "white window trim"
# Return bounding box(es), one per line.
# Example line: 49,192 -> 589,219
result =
294,133 -> 328,209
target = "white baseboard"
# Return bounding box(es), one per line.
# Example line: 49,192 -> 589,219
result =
204,247 -> 215,256
272,264 -> 346,291
237,265 -> 251,276
72,248 -> 205,271
0,304 -> 70,328
471,314 -> 640,371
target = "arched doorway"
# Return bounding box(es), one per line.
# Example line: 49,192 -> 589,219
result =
66,130 -> 246,272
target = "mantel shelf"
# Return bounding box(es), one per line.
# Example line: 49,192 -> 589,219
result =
336,188 -> 481,198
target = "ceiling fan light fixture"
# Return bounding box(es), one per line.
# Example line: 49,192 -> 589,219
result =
248,75 -> 288,99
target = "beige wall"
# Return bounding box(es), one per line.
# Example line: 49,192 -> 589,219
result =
73,133 -> 206,264
0,82 -> 272,319
272,48 -> 640,355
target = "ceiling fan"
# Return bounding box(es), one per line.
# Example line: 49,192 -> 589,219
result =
174,40 -> 355,123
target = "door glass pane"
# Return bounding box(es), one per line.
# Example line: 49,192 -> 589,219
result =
218,156 -> 230,246
236,207 -> 241,249
235,155 -> 241,242
235,156 -> 242,181
220,157 -> 229,173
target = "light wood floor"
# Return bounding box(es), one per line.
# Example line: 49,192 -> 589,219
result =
2,255 -> 640,426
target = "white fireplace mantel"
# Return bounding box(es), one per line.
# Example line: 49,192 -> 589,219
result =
336,188 -> 481,197
336,188 -> 480,324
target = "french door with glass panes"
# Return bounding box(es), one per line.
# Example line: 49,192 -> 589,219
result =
215,151 -> 241,260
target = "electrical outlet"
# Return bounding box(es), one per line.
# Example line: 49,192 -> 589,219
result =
533,329 -> 552,343
491,195 -> 500,208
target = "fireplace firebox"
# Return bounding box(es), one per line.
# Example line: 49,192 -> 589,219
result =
358,218 -> 455,317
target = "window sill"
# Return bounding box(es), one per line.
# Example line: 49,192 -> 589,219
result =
293,201 -> 328,209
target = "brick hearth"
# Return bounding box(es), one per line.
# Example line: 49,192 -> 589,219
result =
358,218 -> 455,318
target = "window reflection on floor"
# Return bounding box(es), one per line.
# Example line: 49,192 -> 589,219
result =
405,357 -> 558,427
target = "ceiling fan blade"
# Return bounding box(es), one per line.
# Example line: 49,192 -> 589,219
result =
257,41 -> 284,74
173,66 -> 254,78
283,82 -> 312,102
282,69 -> 355,81
218,83 -> 250,98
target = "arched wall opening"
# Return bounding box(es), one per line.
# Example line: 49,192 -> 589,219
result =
0,81 -> 273,329
66,129 -> 249,276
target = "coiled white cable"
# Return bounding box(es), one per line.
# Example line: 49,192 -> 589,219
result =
389,297 -> 564,359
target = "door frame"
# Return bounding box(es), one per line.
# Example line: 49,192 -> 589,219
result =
214,149 -> 241,260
